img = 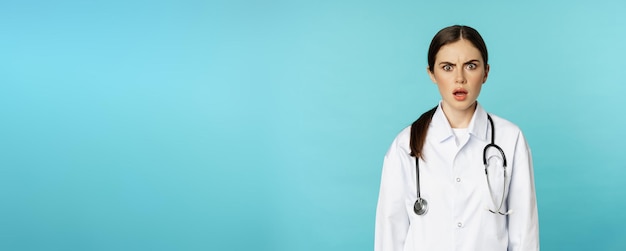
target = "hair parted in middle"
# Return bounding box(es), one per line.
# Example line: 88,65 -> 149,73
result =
427,25 -> 488,73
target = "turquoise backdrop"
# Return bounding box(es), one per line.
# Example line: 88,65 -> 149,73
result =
1,0 -> 625,250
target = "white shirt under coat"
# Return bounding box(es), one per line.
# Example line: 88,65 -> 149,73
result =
375,102 -> 539,251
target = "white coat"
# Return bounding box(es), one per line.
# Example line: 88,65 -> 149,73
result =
375,102 -> 539,251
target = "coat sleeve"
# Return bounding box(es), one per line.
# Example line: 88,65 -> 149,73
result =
507,131 -> 540,250
375,137 -> 411,251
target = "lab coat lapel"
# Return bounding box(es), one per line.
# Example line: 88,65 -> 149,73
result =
468,103 -> 489,143
429,104 -> 454,143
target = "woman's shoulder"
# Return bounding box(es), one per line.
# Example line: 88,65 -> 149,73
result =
486,113 -> 524,135
392,125 -> 412,146
384,125 -> 412,155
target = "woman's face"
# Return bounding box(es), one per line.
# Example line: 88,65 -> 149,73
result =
428,39 -> 489,115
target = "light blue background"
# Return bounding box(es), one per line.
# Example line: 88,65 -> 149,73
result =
1,0 -> 625,250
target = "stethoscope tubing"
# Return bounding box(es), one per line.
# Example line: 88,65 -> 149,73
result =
414,114 -> 509,216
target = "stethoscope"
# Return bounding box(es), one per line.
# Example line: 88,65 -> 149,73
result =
413,115 -> 509,216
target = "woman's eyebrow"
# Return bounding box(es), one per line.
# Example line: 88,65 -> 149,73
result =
438,59 -> 480,65
463,59 -> 480,64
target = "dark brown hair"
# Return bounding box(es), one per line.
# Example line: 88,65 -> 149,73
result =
410,25 -> 488,159
427,25 -> 488,73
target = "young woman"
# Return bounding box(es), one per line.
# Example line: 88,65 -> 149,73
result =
375,25 -> 539,251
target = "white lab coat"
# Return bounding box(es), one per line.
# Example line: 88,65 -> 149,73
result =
375,103 -> 539,251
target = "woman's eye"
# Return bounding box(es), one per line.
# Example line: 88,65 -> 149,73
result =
442,65 -> 453,71
466,63 -> 477,70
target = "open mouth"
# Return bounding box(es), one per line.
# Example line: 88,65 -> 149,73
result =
453,88 -> 468,101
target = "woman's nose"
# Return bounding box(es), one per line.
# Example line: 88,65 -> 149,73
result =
455,70 -> 466,84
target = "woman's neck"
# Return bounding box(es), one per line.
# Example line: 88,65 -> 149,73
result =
441,102 -> 477,128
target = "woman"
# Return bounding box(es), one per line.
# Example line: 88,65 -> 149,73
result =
374,25 -> 539,251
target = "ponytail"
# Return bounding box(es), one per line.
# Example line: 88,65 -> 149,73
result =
410,106 -> 437,160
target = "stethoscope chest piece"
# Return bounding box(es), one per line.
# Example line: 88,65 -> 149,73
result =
413,198 -> 428,215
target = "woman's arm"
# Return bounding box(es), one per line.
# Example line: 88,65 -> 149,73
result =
375,137 -> 410,251
507,131 -> 540,250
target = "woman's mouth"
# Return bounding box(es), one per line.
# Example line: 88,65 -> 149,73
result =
453,88 -> 468,101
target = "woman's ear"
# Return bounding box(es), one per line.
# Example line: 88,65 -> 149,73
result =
483,64 -> 490,83
427,66 -> 437,84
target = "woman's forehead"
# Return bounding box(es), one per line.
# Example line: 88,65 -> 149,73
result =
435,40 -> 483,62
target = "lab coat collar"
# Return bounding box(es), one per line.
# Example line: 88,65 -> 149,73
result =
429,101 -> 489,143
